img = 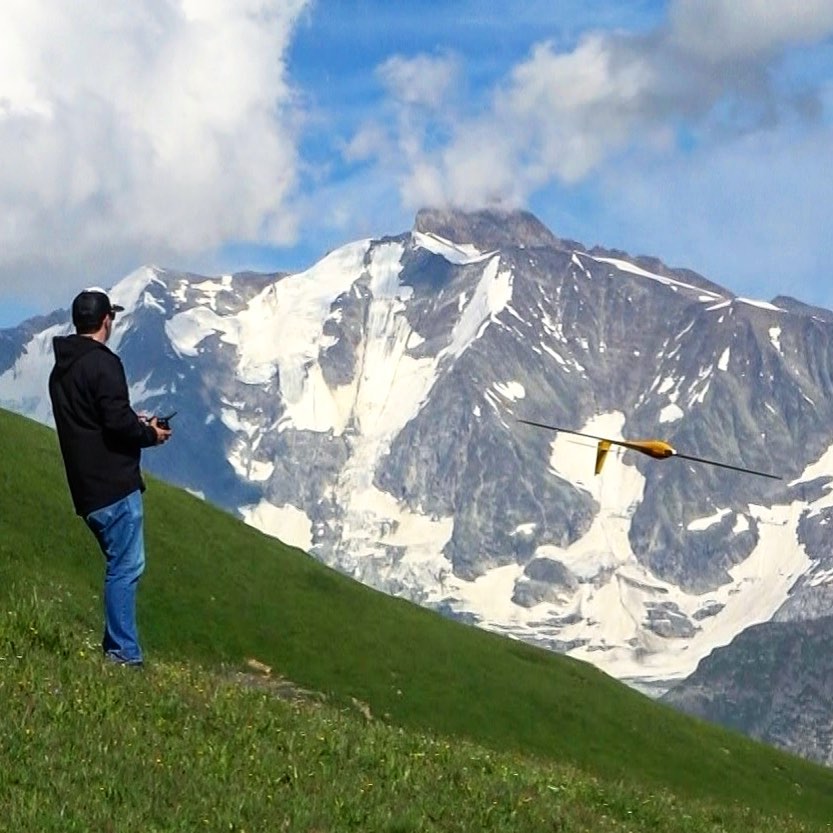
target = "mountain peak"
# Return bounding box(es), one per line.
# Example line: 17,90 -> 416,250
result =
771,295 -> 833,322
414,207 -> 565,251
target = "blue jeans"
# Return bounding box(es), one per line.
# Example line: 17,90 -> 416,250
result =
85,490 -> 146,664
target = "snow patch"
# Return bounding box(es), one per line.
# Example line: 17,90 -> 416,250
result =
413,230 -> 493,265
571,252 -> 593,279
234,240 -> 371,389
444,257 -> 513,358
789,443 -> 833,489
192,274 -> 234,309
738,298 -> 783,312
229,444 -> 274,482
733,514 -> 750,535
407,331 -> 425,349
242,500 -> 313,552
687,508 -> 731,531
165,306 -> 234,358
0,320 -> 71,424
659,403 -> 683,423
141,291 -> 166,315
493,381 -> 525,401
657,376 -> 676,395
586,254 -> 723,299
109,266 -> 161,313
129,374 -> 168,407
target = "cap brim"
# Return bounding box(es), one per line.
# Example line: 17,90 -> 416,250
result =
111,304 -> 125,313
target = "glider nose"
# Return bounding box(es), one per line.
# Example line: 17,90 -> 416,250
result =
631,439 -> 676,459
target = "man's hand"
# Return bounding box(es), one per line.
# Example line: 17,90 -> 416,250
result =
148,416 -> 173,445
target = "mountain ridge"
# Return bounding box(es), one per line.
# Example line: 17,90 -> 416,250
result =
2,209 -> 832,761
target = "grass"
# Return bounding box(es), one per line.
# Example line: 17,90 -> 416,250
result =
2,405 -> 833,830
0,591 -> 822,833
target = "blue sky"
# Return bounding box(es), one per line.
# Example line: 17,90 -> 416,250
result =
1,0 -> 832,327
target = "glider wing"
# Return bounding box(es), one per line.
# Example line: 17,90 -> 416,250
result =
517,418 -> 781,480
674,451 -> 781,480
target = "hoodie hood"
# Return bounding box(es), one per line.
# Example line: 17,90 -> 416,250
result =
51,334 -> 109,379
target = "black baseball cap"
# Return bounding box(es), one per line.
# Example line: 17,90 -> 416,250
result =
71,288 -> 125,330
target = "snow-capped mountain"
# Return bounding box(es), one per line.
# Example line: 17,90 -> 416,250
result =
3,208 -> 833,700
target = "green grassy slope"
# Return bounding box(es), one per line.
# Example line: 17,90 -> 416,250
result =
2,406 -> 833,826
2,596 -> 817,833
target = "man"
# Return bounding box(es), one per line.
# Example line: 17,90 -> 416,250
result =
48,288 -> 172,667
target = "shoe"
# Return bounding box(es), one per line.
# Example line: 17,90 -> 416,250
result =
104,652 -> 144,669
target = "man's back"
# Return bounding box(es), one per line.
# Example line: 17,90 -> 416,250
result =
49,334 -> 156,517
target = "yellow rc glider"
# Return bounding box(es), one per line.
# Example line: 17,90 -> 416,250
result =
517,419 -> 781,480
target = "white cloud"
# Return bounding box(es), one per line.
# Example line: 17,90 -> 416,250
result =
344,123 -> 391,164
669,0 -> 833,62
3,0 -> 832,318
494,35 -> 659,183
0,0 -> 309,306
356,0 -> 833,213
376,53 -> 460,109
429,124 -> 524,207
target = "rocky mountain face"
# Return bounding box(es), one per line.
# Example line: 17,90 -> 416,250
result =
3,209 -> 833,732
662,616 -> 833,766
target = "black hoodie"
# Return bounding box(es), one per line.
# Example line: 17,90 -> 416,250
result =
48,335 -> 157,517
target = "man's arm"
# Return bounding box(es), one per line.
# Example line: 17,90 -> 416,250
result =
94,354 -> 169,447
